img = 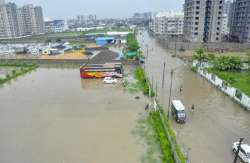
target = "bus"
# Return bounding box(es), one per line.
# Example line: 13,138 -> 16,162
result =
80,62 -> 123,79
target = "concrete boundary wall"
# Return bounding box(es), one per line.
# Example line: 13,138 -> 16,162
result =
196,68 -> 250,110
157,39 -> 250,51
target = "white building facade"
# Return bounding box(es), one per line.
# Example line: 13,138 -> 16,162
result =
0,1 -> 45,39
149,11 -> 184,38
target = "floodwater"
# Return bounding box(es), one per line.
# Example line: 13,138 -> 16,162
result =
138,31 -> 250,163
0,67 -> 20,78
0,68 -> 146,163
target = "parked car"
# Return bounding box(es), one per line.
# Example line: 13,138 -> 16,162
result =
103,77 -> 118,84
171,100 -> 187,123
232,142 -> 250,163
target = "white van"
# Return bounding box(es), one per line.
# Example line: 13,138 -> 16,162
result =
171,100 -> 187,123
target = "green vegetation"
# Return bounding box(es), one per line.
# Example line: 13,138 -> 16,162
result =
193,49 -> 250,96
127,66 -> 185,162
127,33 -> 140,52
0,63 -> 38,85
159,109 -> 186,163
190,66 -> 198,73
193,48 -> 205,63
149,110 -> 174,163
134,67 -> 155,97
210,69 -> 250,96
132,114 -> 162,163
246,49 -> 250,57
149,109 -> 186,163
213,56 -> 241,71
82,27 -> 131,35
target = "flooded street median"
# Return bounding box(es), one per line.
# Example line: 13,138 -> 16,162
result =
0,67 -> 147,163
138,31 -> 250,163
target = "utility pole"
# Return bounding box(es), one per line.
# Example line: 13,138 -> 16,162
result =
174,36 -> 177,57
233,138 -> 244,163
146,44 -> 149,58
167,70 -> 174,117
162,62 -> 166,89
144,44 -> 149,71
156,82 -> 158,97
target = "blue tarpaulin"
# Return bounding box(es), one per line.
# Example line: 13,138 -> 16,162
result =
95,37 -> 114,46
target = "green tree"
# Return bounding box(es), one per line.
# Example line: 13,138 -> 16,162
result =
193,48 -> 205,66
127,33 -> 140,51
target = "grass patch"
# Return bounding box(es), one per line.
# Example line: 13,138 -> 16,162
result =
159,109 -> 186,163
132,114 -> 162,163
149,110 -> 175,163
134,67 -> 155,97
0,63 -> 38,85
210,69 -> 250,96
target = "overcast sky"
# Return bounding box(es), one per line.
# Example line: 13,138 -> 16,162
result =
8,0 -> 184,19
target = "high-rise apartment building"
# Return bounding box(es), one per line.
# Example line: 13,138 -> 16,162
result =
0,2 -> 12,38
149,11 -> 184,38
21,5 -> 37,35
183,0 -> 225,42
0,2 -> 44,39
6,3 -> 19,37
34,6 -> 45,34
230,0 -> 250,43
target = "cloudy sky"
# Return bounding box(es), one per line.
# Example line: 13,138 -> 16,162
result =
8,0 -> 184,19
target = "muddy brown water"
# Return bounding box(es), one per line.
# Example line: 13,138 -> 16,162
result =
0,68 -> 146,163
139,31 -> 250,163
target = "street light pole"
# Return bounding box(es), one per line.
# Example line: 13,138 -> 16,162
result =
162,62 -> 166,89
233,138 -> 244,163
167,70 -> 174,118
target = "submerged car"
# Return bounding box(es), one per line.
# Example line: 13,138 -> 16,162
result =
232,142 -> 250,163
103,77 -> 118,84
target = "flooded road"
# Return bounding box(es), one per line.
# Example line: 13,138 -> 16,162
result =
138,31 -> 250,163
0,68 -> 145,163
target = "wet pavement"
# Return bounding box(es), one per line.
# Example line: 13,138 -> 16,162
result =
138,31 -> 250,163
0,68 -> 146,163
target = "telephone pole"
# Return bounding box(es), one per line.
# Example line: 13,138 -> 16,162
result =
162,62 -> 166,89
167,70 -> 174,117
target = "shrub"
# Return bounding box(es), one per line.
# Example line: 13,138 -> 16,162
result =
193,48 -> 205,63
246,49 -> 250,57
207,53 -> 216,62
134,67 -> 155,97
127,33 -> 140,51
191,66 -> 198,73
149,110 -> 174,163
12,70 -> 16,75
